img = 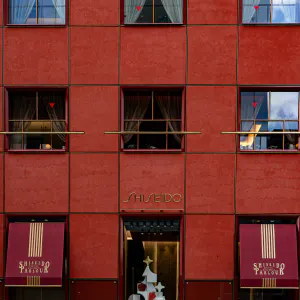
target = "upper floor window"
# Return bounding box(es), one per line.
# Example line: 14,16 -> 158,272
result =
122,89 -> 183,151
124,0 -> 183,24
240,91 -> 299,151
243,0 -> 300,24
8,0 -> 66,25
7,90 -> 67,151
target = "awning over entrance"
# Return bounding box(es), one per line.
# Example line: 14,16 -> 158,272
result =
239,224 -> 298,289
5,222 -> 65,287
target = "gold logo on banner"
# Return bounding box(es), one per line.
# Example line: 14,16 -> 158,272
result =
28,223 -> 44,257
27,276 -> 40,286
252,224 -> 286,288
123,192 -> 182,203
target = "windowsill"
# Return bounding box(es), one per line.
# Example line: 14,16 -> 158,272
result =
242,22 -> 300,26
122,22 -> 184,26
5,24 -> 66,28
6,149 -> 67,153
122,149 -> 183,153
239,149 -> 299,153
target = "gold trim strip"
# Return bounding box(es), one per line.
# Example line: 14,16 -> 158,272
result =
241,287 -> 299,289
28,223 -> 32,257
222,131 -> 300,135
40,223 -> 44,257
0,132 -> 85,135
6,285 -> 62,287
261,225 -> 264,259
104,131 -> 201,135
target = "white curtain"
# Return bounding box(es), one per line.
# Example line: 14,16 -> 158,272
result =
241,94 -> 264,132
125,0 -> 147,23
156,92 -> 182,144
161,0 -> 183,23
51,0 -> 66,23
243,0 -> 261,23
124,94 -> 151,144
296,0 -> 300,22
10,0 -> 35,24
280,0 -> 296,22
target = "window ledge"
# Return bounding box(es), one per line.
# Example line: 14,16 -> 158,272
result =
6,149 -> 67,154
5,24 -> 67,28
122,149 -> 183,153
122,23 -> 184,26
238,150 -> 300,154
242,23 -> 300,26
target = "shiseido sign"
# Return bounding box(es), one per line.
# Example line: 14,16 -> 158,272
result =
123,192 -> 182,203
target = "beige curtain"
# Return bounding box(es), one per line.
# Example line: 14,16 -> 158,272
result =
124,93 -> 151,144
156,92 -> 182,144
41,93 -> 66,143
10,94 -> 35,148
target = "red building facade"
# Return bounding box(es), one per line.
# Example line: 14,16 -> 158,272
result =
0,0 -> 299,299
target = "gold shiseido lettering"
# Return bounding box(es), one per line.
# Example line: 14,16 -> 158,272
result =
122,193 -> 182,203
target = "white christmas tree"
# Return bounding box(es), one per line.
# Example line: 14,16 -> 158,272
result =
134,256 -> 166,300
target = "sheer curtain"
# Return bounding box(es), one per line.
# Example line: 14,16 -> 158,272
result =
296,0 -> 300,22
9,0 -> 35,24
41,94 -> 66,143
51,0 -> 66,23
243,0 -> 261,23
156,92 -> 182,144
125,0 -> 147,23
160,0 -> 183,23
280,0 -> 296,22
10,95 -> 36,149
124,94 -> 151,144
241,95 -> 264,132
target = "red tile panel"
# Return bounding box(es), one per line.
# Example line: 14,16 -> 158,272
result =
0,215 -> 3,277
70,0 -> 119,25
120,27 -> 186,85
5,155 -> 68,212
186,154 -> 234,213
70,28 -> 118,84
185,281 -> 233,300
188,26 -> 237,84
187,86 -> 236,152
188,0 -> 238,24
4,28 -> 68,85
120,155 -> 184,211
185,215 -> 234,279
70,281 -> 118,300
237,154 -> 300,213
239,27 -> 300,84
70,214 -> 119,278
70,154 -> 118,213
70,86 -> 118,152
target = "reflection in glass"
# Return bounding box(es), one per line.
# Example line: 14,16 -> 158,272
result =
272,0 -> 297,23
270,92 -> 298,120
124,219 -> 180,300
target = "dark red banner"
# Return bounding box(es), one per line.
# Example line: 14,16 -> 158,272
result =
240,224 -> 298,289
5,222 -> 65,287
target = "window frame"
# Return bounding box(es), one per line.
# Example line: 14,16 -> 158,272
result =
240,0 -> 300,25
4,87 -> 69,153
4,215 -> 69,300
238,87 -> 300,153
119,214 -> 184,300
120,87 -> 185,153
4,0 -> 68,27
120,0 -> 187,25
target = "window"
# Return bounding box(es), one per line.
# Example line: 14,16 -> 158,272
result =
242,0 -> 300,24
124,0 -> 183,24
7,90 -> 67,151
123,219 -> 181,300
8,0 -> 66,25
239,91 -> 299,151
122,89 -> 183,151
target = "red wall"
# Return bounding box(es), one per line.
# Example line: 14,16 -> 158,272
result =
0,0 -> 298,299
